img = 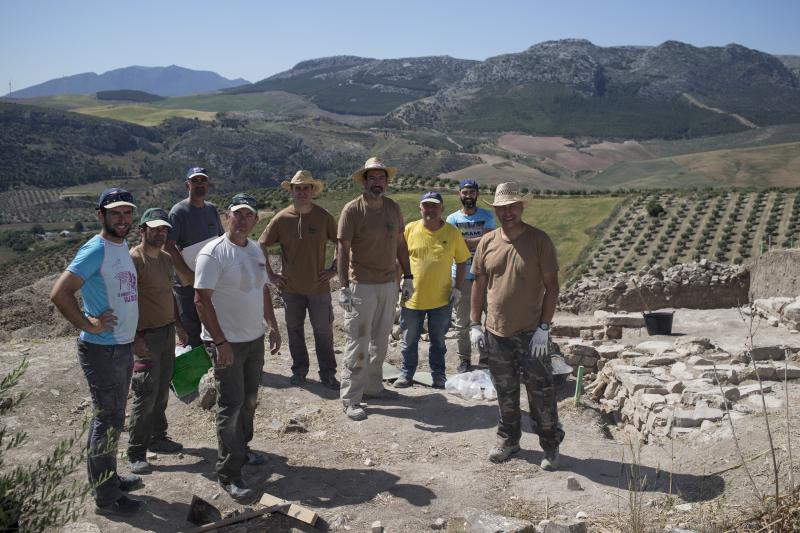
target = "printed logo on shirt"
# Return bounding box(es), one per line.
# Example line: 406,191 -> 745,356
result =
116,271 -> 138,303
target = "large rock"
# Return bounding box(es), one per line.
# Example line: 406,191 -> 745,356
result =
594,311 -> 645,328
462,508 -> 535,533
783,301 -> 800,327
597,344 -> 625,359
636,341 -> 673,355
539,519 -> 588,533
198,371 -> 217,410
744,346 -> 786,362
618,370 -> 667,395
673,406 -> 725,428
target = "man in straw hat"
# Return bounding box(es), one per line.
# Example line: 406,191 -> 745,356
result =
337,157 -> 413,421
259,170 -> 340,390
469,182 -> 564,471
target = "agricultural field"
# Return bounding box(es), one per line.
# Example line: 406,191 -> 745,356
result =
71,103 -> 216,126
582,189 -> 800,277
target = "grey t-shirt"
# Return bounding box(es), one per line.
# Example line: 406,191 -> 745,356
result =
168,199 -> 223,249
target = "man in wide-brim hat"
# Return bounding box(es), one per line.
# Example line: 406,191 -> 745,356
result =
337,157 -> 413,421
470,182 -> 564,471
259,170 -> 340,390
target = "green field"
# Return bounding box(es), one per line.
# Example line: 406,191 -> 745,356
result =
72,104 -> 216,126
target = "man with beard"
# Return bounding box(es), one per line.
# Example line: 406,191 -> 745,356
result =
195,193 -> 282,500
126,208 -> 188,474
50,188 -> 144,516
446,179 -> 496,373
337,157 -> 413,421
165,167 -> 224,351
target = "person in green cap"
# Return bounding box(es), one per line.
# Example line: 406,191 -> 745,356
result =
126,208 -> 188,475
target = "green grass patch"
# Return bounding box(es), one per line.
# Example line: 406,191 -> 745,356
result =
72,104 -> 216,126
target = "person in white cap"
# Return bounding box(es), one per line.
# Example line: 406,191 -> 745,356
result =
259,170 -> 339,390
194,193 -> 281,500
337,157 -> 413,421
470,182 -> 564,471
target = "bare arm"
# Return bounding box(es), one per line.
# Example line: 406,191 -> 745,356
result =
454,261 -> 467,287
318,236 -> 338,283
194,287 -> 235,367
263,284 -> 282,354
396,234 -> 411,278
173,294 -> 188,346
50,271 -> 116,335
470,273 -> 489,325
540,271 -> 559,324
165,240 -> 194,286
337,239 -> 351,288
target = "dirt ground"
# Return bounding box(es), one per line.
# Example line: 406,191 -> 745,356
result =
3,306 -> 800,532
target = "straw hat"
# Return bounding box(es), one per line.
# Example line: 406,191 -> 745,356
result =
280,170 -> 325,197
484,182 -> 532,207
351,157 -> 397,184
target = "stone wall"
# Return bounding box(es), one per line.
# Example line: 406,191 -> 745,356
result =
749,249 -> 800,301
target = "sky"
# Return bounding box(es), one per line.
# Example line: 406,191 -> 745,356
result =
2,0 -> 799,93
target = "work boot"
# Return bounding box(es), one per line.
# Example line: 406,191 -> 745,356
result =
128,459 -> 151,474
95,495 -> 145,516
488,442 -> 520,463
540,448 -> 560,471
344,404 -> 367,421
289,374 -> 306,386
219,478 -> 254,500
457,360 -> 470,374
118,474 -> 143,492
245,449 -> 267,466
148,435 -> 183,453
320,375 -> 341,390
432,376 -> 447,389
393,375 -> 413,388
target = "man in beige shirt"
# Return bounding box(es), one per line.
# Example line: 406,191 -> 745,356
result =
337,157 -> 413,421
470,182 -> 564,471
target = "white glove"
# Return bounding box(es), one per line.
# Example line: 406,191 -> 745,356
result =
338,287 -> 354,313
469,325 -> 485,349
529,325 -> 550,358
401,277 -> 414,301
449,287 -> 462,308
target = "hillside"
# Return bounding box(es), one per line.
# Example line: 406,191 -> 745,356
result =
6,65 -> 251,98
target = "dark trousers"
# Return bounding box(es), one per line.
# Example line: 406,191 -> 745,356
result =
77,339 -> 133,506
485,331 -> 565,452
399,305 -> 451,380
282,291 -> 337,379
174,284 -> 202,348
127,324 -> 176,461
206,336 -> 264,482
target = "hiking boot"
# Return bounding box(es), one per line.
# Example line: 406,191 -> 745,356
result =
540,448 -> 560,471
478,357 -> 489,367
364,388 -> 400,400
289,374 -> 306,386
344,405 -> 367,421
432,376 -> 447,389
95,495 -> 145,516
488,442 -> 520,464
393,375 -> 413,388
245,449 -> 268,466
219,478 -> 254,500
128,459 -> 151,474
148,436 -> 183,453
320,376 -> 341,390
118,474 -> 143,492
457,360 -> 471,374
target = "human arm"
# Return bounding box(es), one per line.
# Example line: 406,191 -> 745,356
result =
317,237 -> 338,283
540,271 -> 559,325
263,284 -> 282,354
194,288 -> 233,366
469,272 -> 489,346
258,221 -> 288,289
173,294 -> 189,346
50,271 -> 117,335
164,240 -> 194,287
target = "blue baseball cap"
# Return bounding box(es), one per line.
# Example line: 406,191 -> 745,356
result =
228,193 -> 258,213
186,167 -> 208,181
420,191 -> 443,204
97,188 -> 136,209
459,179 -> 479,190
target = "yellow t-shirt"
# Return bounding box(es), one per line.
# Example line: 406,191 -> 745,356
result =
403,220 -> 470,310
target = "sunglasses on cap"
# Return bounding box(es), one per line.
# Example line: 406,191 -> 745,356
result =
97,189 -> 135,209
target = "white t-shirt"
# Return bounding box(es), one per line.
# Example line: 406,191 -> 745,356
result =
194,235 -> 270,343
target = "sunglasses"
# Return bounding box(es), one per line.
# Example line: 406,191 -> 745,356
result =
99,190 -> 134,206
188,177 -> 208,184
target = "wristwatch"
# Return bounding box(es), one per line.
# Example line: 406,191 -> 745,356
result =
539,322 -> 550,331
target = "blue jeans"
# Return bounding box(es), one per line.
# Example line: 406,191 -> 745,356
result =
77,339 -> 133,506
400,305 -> 451,381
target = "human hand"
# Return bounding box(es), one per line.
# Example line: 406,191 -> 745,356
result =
86,309 -> 117,334
214,342 -> 234,368
133,334 -> 148,357
400,278 -> 414,301
528,326 -> 550,358
317,269 -> 337,283
176,326 -> 189,347
338,287 -> 354,313
269,271 -> 288,290
268,328 -> 281,355
469,324 -> 485,349
449,287 -> 462,308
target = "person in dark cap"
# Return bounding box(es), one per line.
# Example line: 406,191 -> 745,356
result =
50,188 -> 144,516
164,167 -> 224,349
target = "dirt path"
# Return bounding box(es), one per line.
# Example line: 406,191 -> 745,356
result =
682,93 -> 758,129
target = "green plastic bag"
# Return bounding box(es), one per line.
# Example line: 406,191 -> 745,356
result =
171,345 -> 212,399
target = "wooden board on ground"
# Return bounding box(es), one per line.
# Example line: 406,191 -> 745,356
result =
259,492 -> 319,526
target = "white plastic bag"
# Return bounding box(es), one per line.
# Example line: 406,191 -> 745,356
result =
445,369 -> 497,401
175,344 -> 192,356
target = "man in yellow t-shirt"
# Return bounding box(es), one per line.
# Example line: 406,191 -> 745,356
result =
394,192 -> 470,389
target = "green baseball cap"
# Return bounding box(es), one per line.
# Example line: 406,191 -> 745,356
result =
140,208 -> 172,228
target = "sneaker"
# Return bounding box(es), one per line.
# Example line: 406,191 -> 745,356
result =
393,375 -> 413,388
148,436 -> 183,453
219,478 -> 254,500
245,449 -> 268,466
432,376 -> 447,389
344,405 -> 367,421
457,360 -> 471,374
289,374 -> 306,386
118,473 -> 143,492
540,448 -> 560,471
128,459 -> 151,474
320,376 -> 341,390
488,442 -> 521,464
95,495 -> 145,516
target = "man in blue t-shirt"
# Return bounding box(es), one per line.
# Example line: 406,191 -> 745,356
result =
50,188 -> 144,517
446,179 -> 497,373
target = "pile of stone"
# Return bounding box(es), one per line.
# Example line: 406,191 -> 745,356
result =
579,336 -> 799,442
559,260 -> 749,314
753,296 -> 800,331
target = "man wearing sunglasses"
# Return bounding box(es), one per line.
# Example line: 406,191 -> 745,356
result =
165,167 -> 224,350
50,188 -> 145,516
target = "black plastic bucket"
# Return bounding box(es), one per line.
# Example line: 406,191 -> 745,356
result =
643,312 -> 674,335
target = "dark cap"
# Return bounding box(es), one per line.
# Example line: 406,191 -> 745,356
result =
459,179 -> 479,190
420,191 -> 443,204
186,167 -> 208,181
97,188 -> 136,209
140,208 -> 171,228
228,193 -> 258,213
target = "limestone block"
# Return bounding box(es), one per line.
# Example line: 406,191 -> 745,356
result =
539,519 -> 587,533
597,344 -> 625,359
620,350 -> 644,358
463,508 -> 535,533
636,341 -> 673,355
670,362 -> 695,380
603,380 -> 620,400
618,371 -> 667,396
674,336 -> 713,350
784,301 -> 800,327
667,381 -> 684,393
737,383 -> 773,398
673,406 -> 724,428
641,394 -> 667,408
744,346 -> 786,362
644,354 -> 679,367
604,325 -> 623,340
754,297 -> 794,316
597,312 -> 646,328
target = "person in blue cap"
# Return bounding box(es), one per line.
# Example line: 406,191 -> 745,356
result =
50,188 -> 145,516
446,179 -> 497,373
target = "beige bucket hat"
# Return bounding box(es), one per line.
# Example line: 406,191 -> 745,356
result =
485,182 -> 532,207
280,170 -> 325,197
351,157 -> 397,184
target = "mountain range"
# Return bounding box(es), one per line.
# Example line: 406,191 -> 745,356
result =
7,65 -> 251,98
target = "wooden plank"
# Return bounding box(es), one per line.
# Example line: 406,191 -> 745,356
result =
183,504 -> 285,533
259,493 -> 319,526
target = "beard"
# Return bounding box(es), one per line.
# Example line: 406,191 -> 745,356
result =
104,219 -> 130,239
367,185 -> 384,198
145,234 -> 166,248
460,197 -> 476,209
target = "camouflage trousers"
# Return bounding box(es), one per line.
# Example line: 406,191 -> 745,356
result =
485,330 -> 565,452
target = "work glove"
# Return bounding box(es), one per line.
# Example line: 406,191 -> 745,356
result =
449,287 -> 462,308
338,287 -> 355,313
401,278 -> 415,301
528,325 -> 550,359
470,324 -> 485,350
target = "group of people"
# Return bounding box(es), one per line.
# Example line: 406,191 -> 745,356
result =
50,156 -> 564,516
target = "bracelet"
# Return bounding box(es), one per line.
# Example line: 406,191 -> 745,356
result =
403,274 -> 413,280
470,321 -> 481,327
215,339 -> 228,347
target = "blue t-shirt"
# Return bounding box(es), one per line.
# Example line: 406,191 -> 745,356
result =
446,208 -> 497,280
67,235 -> 138,345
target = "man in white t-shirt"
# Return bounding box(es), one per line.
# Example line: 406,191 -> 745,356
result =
194,193 -> 281,501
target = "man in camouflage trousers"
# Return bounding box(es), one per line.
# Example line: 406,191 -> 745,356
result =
470,182 -> 564,471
